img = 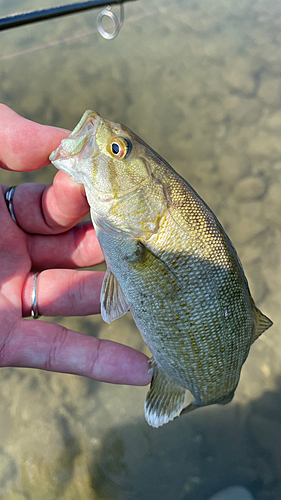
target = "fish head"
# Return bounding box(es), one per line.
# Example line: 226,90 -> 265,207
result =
50,110 -> 150,203
50,110 -> 167,236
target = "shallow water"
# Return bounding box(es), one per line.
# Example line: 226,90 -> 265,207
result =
0,0 -> 280,499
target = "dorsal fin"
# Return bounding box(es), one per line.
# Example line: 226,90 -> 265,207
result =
251,302 -> 273,343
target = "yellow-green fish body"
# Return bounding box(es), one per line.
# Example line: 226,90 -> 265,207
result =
50,111 -> 272,427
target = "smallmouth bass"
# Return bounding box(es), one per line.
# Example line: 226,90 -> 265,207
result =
50,111 -> 272,428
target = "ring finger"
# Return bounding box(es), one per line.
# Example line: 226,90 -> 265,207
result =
22,269 -> 105,317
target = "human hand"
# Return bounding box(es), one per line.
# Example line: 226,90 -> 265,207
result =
0,104 -> 151,386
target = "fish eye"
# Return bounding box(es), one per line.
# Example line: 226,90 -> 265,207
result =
108,137 -> 132,159
112,143 -> 120,155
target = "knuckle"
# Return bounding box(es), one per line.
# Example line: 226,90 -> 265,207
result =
67,272 -> 88,313
0,337 -> 10,366
77,275 -> 87,305
88,338 -> 102,379
72,225 -> 86,267
45,327 -> 69,371
0,322 -> 16,366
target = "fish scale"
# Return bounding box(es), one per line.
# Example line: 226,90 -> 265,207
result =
50,110 -> 273,428
147,214 -> 233,367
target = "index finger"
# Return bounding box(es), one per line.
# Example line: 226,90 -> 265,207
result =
7,176 -> 90,234
0,105 -> 91,232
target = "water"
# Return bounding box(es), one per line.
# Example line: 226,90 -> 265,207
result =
0,0 -> 280,498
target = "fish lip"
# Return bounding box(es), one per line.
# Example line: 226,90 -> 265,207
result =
49,110 -> 100,165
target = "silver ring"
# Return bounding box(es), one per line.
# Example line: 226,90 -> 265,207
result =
31,272 -> 40,319
5,186 -> 18,224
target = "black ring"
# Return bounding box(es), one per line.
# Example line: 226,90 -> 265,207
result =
5,186 -> 18,224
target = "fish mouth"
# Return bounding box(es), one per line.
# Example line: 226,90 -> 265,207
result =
49,110 -> 100,184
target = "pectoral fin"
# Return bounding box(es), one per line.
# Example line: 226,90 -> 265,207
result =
101,269 -> 130,324
144,359 -> 186,428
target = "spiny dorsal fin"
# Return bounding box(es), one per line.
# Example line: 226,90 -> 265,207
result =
101,269 -> 130,324
251,303 -> 273,344
144,358 -> 186,428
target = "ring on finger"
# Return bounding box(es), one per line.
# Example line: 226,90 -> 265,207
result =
31,272 -> 40,319
5,185 -> 18,225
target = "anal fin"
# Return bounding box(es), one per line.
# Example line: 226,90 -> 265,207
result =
144,359 -> 186,428
101,269 -> 130,324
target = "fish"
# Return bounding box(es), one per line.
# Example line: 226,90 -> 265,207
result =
50,110 -> 273,428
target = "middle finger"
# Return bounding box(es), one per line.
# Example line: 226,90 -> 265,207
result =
9,173 -> 89,235
27,221 -> 104,271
